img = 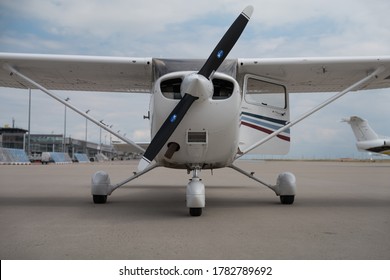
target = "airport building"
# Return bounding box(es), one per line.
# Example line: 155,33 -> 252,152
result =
0,127 -> 27,149
0,127 -> 115,161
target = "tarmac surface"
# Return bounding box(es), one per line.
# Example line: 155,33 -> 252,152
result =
0,160 -> 389,260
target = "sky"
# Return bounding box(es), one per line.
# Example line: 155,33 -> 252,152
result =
1,0 -> 390,159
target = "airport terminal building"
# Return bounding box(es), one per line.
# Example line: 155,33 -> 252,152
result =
0,127 -> 115,162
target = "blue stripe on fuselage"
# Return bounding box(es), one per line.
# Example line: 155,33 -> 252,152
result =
241,111 -> 290,134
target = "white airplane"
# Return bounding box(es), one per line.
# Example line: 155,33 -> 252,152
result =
342,116 -> 390,156
1,5 -> 390,216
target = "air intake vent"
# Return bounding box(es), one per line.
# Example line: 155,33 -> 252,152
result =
187,131 -> 207,144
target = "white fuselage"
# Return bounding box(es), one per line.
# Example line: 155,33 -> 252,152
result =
343,116 -> 390,156
356,139 -> 390,155
149,71 -> 241,169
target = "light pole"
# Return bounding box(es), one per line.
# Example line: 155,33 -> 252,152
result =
27,88 -> 31,156
99,120 -> 105,154
109,125 -> 113,159
63,97 -> 70,153
109,125 -> 113,146
85,109 -> 90,154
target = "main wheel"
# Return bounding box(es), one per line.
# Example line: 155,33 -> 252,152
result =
93,195 -> 107,204
280,195 -> 294,205
189,208 -> 202,217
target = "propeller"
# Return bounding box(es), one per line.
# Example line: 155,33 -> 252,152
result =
198,5 -> 254,79
138,5 -> 254,171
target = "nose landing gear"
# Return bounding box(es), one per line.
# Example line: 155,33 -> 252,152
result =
186,168 -> 205,216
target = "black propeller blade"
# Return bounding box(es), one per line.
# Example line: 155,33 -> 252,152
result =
198,5 -> 253,79
138,6 -> 253,171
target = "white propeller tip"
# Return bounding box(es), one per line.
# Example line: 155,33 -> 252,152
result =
242,5 -> 254,19
137,157 -> 150,172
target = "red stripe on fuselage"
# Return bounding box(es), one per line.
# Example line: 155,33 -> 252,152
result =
241,121 -> 290,142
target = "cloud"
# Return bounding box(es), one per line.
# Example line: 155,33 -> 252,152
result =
2,1 -> 390,57
1,0 -> 233,37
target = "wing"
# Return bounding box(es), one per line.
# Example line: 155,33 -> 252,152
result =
0,53 -> 153,93
238,56 -> 390,92
2,54 -> 390,93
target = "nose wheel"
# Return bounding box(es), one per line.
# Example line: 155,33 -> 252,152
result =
189,207 -> 203,217
187,168 -> 205,216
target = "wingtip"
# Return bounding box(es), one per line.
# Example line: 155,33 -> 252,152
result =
242,5 -> 254,19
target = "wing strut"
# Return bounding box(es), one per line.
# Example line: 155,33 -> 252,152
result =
237,66 -> 386,158
3,64 -> 145,153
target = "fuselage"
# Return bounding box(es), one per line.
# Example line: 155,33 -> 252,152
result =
356,139 -> 390,155
149,71 -> 241,169
343,116 -> 390,156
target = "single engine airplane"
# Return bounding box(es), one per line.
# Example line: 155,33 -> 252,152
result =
342,116 -> 390,156
1,5 -> 390,216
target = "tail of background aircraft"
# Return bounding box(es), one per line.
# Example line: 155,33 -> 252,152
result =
342,116 -> 379,141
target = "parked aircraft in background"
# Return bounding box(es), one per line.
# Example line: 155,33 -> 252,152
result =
342,116 -> 390,156
1,6 -> 390,216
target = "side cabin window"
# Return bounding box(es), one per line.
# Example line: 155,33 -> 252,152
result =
245,77 -> 286,109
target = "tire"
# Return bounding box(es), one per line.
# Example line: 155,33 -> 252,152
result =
93,195 -> 107,204
280,195 -> 294,205
189,208 -> 202,217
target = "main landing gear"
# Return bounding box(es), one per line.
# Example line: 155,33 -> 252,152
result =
90,163 -> 296,216
229,164 -> 296,206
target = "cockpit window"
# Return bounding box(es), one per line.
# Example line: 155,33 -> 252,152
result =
212,79 -> 234,100
160,77 -> 234,100
160,78 -> 182,99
